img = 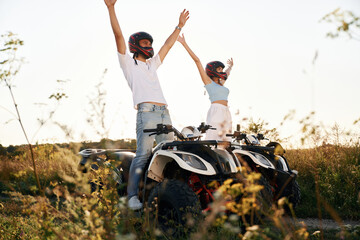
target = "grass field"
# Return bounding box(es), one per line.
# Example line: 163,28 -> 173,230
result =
0,138 -> 359,239
1,25 -> 360,239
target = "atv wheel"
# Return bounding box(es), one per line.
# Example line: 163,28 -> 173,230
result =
258,176 -> 274,210
147,179 -> 201,237
250,176 -> 273,225
236,176 -> 274,228
288,180 -> 301,209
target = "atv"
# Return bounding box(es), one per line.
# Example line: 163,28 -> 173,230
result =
78,123 -> 270,236
227,125 -> 301,209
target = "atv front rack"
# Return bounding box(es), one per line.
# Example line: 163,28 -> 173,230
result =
161,140 -> 222,149
161,140 -> 277,153
237,145 -> 275,153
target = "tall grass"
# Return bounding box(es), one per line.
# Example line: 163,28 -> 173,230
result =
2,32 -> 359,239
1,138 -> 359,239
0,144 -> 81,195
287,143 -> 360,220
1,106 -> 359,239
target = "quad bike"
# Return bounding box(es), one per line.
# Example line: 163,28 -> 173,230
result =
78,123 -> 271,236
78,148 -> 134,195
227,125 -> 301,209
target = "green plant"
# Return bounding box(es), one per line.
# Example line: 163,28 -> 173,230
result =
0,32 -> 41,195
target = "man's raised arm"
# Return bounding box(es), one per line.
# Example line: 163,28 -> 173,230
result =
158,9 -> 190,62
104,0 -> 126,54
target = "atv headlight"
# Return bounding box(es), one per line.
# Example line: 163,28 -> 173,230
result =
251,152 -> 274,168
175,153 -> 207,170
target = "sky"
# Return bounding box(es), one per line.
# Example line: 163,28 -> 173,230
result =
0,0 -> 360,147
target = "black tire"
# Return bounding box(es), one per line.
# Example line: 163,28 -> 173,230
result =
116,173 -> 126,197
251,176 -> 273,225
147,179 -> 201,238
258,176 -> 274,211
236,176 -> 274,228
288,180 -> 301,209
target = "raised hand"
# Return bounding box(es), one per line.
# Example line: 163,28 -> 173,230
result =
227,58 -> 234,68
104,0 -> 117,8
178,9 -> 190,28
177,33 -> 186,44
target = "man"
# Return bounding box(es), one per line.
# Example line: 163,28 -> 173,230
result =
104,0 -> 189,210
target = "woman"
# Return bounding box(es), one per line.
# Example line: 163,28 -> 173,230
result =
177,34 -> 233,141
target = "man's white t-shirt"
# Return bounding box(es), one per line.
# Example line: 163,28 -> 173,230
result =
117,52 -> 167,109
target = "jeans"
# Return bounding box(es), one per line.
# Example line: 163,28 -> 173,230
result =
127,103 -> 174,199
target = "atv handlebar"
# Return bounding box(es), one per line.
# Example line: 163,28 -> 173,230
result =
226,131 -> 269,145
143,123 -> 216,140
143,124 -> 185,140
197,122 -> 216,133
226,131 -> 247,140
143,124 -> 174,135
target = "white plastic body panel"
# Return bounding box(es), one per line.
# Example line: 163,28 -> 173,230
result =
147,150 -> 217,182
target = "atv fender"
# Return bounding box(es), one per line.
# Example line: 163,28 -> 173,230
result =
111,151 -> 135,182
232,149 -> 275,169
147,150 -> 217,182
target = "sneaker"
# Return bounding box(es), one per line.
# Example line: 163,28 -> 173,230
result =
128,196 -> 143,210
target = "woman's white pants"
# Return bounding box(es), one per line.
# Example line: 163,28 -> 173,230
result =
205,103 -> 232,141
